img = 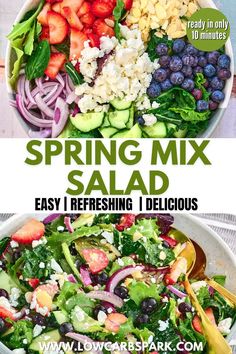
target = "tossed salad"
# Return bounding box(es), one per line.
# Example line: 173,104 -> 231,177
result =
0,214 -> 235,353
7,0 -> 232,138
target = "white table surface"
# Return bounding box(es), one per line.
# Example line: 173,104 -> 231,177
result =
0,0 -> 236,137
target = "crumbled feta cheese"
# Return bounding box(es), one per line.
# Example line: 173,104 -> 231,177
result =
150,277 -> 156,284
33,324 -> 43,337
97,310 -> 107,324
32,237 -> 47,248
152,101 -> 160,109
12,349 -> 26,354
218,318 -> 232,335
0,296 -> 14,311
162,296 -> 169,303
159,251 -> 166,261
0,260 -> 2,266
9,287 -> 21,307
101,231 -> 114,244
50,259 -> 63,274
48,272 -> 68,288
191,281 -> 207,294
107,307 -> 113,314
57,226 -> 64,232
39,262 -> 45,269
10,240 -> 19,248
23,339 -> 28,345
143,114 -> 157,126
148,335 -> 154,344
158,320 -> 169,331
117,258 -> 124,266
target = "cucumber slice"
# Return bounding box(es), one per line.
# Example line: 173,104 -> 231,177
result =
112,124 -> 142,138
101,114 -> 110,128
142,122 -> 167,138
99,127 -> 118,138
108,110 -> 130,129
29,330 -> 61,353
167,123 -> 187,138
126,105 -> 135,129
110,99 -> 132,110
70,112 -> 104,132
0,271 -> 17,293
52,311 -> 69,325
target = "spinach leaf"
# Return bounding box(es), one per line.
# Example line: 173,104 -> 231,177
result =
47,225 -> 102,245
65,62 -> 84,85
113,0 -> 125,41
128,281 -> 161,305
63,292 -> 94,315
147,32 -> 173,61
170,107 -> 211,122
57,281 -> 81,311
25,40 -> 50,80
141,241 -> 176,267
8,256 -> 28,292
179,319 -> 206,352
2,320 -> 33,349
21,244 -> 53,280
54,39 -> 70,58
0,237 -> 10,254
94,214 -> 120,225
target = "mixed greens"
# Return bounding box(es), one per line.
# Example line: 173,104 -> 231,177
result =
0,214 -> 235,353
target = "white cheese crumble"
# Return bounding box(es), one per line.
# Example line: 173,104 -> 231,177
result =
0,296 -> 14,311
32,237 -> 47,248
158,319 -> 169,332
33,324 -> 43,337
50,259 -> 63,274
97,310 -> 107,324
143,113 -> 157,126
12,349 -> 26,354
57,226 -> 65,232
9,287 -> 21,307
101,231 -> 114,244
10,240 -> 19,248
191,281 -> 207,294
218,318 -> 232,335
39,262 -> 45,269
22,339 -> 28,345
159,251 -> 166,261
117,258 -> 124,266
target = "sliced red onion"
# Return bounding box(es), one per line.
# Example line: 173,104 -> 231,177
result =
101,301 -> 116,313
64,216 -> 74,233
80,265 -> 92,286
106,265 -> 144,293
43,213 -> 62,224
71,105 -> 80,117
34,93 -> 54,118
9,99 -> 17,108
36,77 -> 47,94
167,285 -> 186,298
67,274 -> 77,283
66,333 -> 103,354
51,97 -> 69,137
86,290 -> 123,308
28,128 -> 52,138
56,73 -> 66,88
25,80 -> 36,105
144,265 -> 170,273
66,91 -> 78,104
208,286 -> 214,296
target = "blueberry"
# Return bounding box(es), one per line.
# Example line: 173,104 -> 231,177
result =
114,286 -> 128,299
184,44 -> 198,56
12,250 -> 21,263
69,243 -> 77,256
156,43 -> 168,56
192,56 -> 199,67
217,68 -> 231,80
31,313 -> 47,326
191,88 -> 203,101
206,51 -> 220,65
93,305 -> 108,319
0,318 -> 5,333
147,82 -> 162,98
207,87 -> 213,95
209,100 -> 219,111
159,55 -> 171,68
136,314 -> 149,325
0,289 -> 9,299
59,322 -> 74,336
211,90 -> 225,103
203,79 -> 209,88
181,78 -> 195,92
170,71 -> 184,85
182,65 -> 192,78
136,116 -> 145,125
162,241 -> 170,248
153,68 -> 167,82
210,77 -> 224,90
218,54 -> 231,69
169,56 -> 183,72
198,56 -> 207,67
178,302 -> 192,314
173,39 -> 186,53
160,79 -> 173,91
204,64 -> 216,78
97,272 -> 109,285
196,100 -> 209,112
182,55 -> 196,67
141,298 -> 158,314
193,66 -> 203,75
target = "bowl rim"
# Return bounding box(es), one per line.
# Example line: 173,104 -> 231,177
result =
5,0 -> 235,138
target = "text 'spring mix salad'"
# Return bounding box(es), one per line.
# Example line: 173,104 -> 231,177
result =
0,214 -> 235,353
8,0 -> 232,138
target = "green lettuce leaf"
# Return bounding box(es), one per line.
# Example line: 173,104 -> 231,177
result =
170,107 -> 211,122
128,281 -> 161,305
57,281 -> 81,312
2,320 -> 33,349
8,37 -> 24,88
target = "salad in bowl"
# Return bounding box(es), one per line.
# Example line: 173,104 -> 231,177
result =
0,213 -> 235,353
6,0 -> 233,138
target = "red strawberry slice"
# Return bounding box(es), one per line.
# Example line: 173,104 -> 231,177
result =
116,214 -> 136,231
0,306 -> 16,321
46,0 -> 63,3
60,0 -> 84,12
40,26 -> 50,41
160,235 -> 178,248
11,219 -> 45,244
80,12 -> 95,27
91,0 -> 114,18
77,1 -> 91,17
81,248 -> 109,274
123,0 -> 133,10
93,19 -> 115,37
70,29 -> 88,60
61,6 -> 83,30
28,278 -> 40,289
192,308 -> 216,334
52,2 -> 61,13
45,53 -> 67,79
48,11 -> 68,44
37,3 -> 51,26
87,33 -> 100,48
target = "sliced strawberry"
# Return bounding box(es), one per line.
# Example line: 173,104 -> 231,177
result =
105,313 -> 127,333
160,235 -> 178,248
77,1 -> 91,17
192,308 -> 216,334
60,0 -> 84,12
116,214 -> 136,231
46,0 -> 63,3
70,29 -> 87,60
48,11 -> 68,44
28,278 -> 40,289
61,6 -> 83,30
40,26 -> 50,41
123,0 -> 133,10
87,33 -> 100,48
33,284 -> 59,314
45,53 -> 67,79
81,248 -> 109,274
80,12 -> 95,27
52,2 -> 61,13
37,3 -> 51,26
11,219 -> 45,244
0,306 -> 15,321
164,257 -> 187,285
93,19 -> 115,37
91,0 -> 114,18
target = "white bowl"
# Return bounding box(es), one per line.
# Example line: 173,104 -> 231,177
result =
5,0 -> 234,138
0,213 -> 235,353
